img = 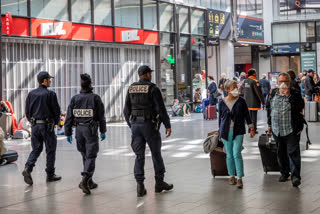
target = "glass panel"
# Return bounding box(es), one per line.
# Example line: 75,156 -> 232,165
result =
191,36 -> 206,98
177,36 -> 191,102
94,0 -> 112,26
31,0 -> 68,20
317,22 -> 320,42
300,22 -> 315,43
191,9 -> 205,35
159,3 -> 174,32
72,0 -> 92,23
160,33 -> 175,106
114,0 -> 141,29
272,23 -> 300,44
2,0 -> 28,16
178,6 -> 189,34
143,0 -> 157,30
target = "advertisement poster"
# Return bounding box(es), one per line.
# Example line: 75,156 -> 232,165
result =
301,51 -> 317,73
207,9 -> 231,40
238,15 -> 264,43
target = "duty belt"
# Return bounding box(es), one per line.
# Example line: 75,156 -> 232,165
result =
77,123 -> 91,126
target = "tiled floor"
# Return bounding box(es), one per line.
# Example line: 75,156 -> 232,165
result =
1,112 -> 320,214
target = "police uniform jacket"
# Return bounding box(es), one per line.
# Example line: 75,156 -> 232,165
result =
64,88 -> 107,136
123,79 -> 171,129
244,76 -> 264,110
25,85 -> 61,125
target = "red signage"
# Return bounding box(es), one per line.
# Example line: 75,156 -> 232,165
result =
5,12 -> 13,36
115,27 -> 144,44
31,18 -> 72,39
1,16 -> 29,36
94,26 -> 113,42
72,24 -> 93,41
144,31 -> 159,45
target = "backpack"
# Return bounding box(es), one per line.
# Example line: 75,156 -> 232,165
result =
238,79 -> 245,95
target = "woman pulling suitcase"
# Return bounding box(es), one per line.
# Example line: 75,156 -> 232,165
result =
218,80 -> 255,188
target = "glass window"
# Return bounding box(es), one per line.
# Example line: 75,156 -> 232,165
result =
300,22 -> 316,43
72,0 -> 92,24
272,23 -> 300,44
2,0 -> 28,16
143,0 -> 157,30
191,36 -> 206,96
177,6 -> 189,34
114,0 -> 141,29
191,9 -> 205,35
177,35 -> 191,102
317,22 -> 320,42
94,0 -> 112,26
31,0 -> 68,20
159,2 -> 174,32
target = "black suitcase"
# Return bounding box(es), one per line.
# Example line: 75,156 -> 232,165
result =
258,134 -> 280,173
0,150 -> 18,165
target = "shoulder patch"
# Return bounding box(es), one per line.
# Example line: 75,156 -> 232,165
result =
129,85 -> 150,94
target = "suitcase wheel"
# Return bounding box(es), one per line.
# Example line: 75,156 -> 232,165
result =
263,166 -> 268,174
211,170 -> 216,178
0,159 -> 8,166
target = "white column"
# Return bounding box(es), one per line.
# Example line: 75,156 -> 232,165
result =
219,40 -> 234,80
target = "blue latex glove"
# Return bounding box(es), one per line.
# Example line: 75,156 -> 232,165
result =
100,133 -> 106,141
67,136 -> 72,144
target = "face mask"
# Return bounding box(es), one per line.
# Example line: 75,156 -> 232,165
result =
279,82 -> 288,93
230,88 -> 239,97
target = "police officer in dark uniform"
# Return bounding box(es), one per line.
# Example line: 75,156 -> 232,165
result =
22,71 -> 61,185
123,65 -> 173,197
64,74 -> 106,195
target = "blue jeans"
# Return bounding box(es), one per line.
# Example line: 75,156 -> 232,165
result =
221,130 -> 244,178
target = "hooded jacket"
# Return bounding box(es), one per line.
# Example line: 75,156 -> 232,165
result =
244,75 -> 264,110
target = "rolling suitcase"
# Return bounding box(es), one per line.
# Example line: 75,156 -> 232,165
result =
305,101 -> 318,122
205,105 -> 217,120
0,150 -> 18,166
0,113 -> 13,139
258,134 -> 279,173
202,99 -> 209,118
210,147 -> 229,177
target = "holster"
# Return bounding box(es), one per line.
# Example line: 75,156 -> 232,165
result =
46,119 -> 55,132
89,121 -> 98,136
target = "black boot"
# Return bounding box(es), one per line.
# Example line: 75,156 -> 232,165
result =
79,175 -> 91,195
47,174 -> 62,182
155,181 -> 173,193
88,179 -> 98,189
22,168 -> 33,185
137,183 -> 147,197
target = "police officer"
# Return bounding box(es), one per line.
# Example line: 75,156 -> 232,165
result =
123,65 -> 173,197
64,74 -> 106,195
22,71 -> 61,185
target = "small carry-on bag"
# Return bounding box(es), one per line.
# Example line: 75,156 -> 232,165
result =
202,99 -> 210,118
210,148 -> 229,177
205,105 -> 217,120
258,133 -> 279,173
0,150 -> 18,166
306,100 -> 318,122
0,113 -> 13,139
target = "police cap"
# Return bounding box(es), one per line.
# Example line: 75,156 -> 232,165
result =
308,69 -> 315,74
37,71 -> 54,82
138,65 -> 154,76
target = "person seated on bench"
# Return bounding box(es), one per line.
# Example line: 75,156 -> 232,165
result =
194,88 -> 202,106
172,99 -> 191,117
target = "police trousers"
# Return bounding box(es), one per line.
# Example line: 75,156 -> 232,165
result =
76,125 -> 99,177
25,124 -> 57,175
131,120 -> 165,183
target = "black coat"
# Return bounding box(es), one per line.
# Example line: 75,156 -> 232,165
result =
244,77 -> 264,110
305,75 -> 320,97
266,88 -> 305,135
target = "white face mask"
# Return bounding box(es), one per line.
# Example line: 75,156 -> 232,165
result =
279,82 -> 288,93
229,88 -> 239,97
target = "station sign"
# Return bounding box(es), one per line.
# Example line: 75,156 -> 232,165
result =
31,19 -> 72,39
207,37 -> 220,46
271,44 -> 300,55
301,51 -> 317,73
207,9 -> 231,40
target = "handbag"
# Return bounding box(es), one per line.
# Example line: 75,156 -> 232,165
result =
212,91 -> 222,99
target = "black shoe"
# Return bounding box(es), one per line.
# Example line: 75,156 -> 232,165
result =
155,181 -> 173,193
47,174 -> 62,182
88,179 -> 98,189
22,168 -> 33,185
278,175 -> 289,182
292,177 -> 301,187
137,183 -> 147,197
79,176 -> 91,195
255,130 -> 259,134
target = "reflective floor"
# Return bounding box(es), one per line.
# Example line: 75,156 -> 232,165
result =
1,112 -> 320,214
